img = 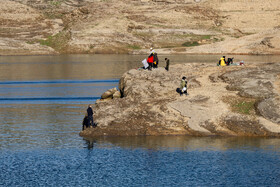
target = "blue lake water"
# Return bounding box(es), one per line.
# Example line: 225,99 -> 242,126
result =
0,54 -> 280,186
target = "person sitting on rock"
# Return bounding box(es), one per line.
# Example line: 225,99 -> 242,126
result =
219,56 -> 226,66
180,76 -> 188,96
226,57 -> 234,66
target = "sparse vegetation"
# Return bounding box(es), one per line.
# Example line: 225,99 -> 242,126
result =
234,101 -> 255,115
201,35 -> 212,40
132,31 -> 154,39
49,0 -> 63,7
127,45 -> 141,50
44,12 -> 64,19
182,41 -> 200,47
224,97 -> 256,115
213,37 -> 220,42
0,0 -> 279,55
39,31 -> 71,52
26,40 -> 36,44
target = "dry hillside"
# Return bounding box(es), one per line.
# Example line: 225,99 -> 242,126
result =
0,0 -> 279,55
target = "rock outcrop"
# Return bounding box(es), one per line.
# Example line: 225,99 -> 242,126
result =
80,62 -> 280,137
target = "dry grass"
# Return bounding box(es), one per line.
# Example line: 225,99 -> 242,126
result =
223,96 -> 257,115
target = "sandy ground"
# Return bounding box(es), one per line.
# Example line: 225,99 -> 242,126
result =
169,66 -> 231,133
171,64 -> 280,134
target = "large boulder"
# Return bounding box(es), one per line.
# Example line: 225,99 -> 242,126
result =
257,98 -> 280,124
113,91 -> 121,98
101,87 -> 118,99
80,63 -> 280,137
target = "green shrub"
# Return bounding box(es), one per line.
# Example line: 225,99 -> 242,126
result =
39,31 -> 71,52
233,101 -> 255,115
49,0 -> 63,7
182,41 -> 199,47
127,45 -> 141,50
201,35 -> 211,40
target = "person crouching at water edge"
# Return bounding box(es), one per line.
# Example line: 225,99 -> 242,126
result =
180,76 -> 188,96
82,104 -> 97,130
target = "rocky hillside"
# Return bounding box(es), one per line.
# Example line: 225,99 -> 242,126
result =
80,62 -> 280,137
0,0 -> 279,55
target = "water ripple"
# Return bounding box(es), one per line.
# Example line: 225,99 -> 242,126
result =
0,79 -> 119,85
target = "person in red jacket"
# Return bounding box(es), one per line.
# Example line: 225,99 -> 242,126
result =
147,51 -> 154,70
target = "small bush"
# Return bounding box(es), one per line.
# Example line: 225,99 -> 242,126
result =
233,101 -> 255,115
201,35 -> 211,40
49,0 -> 62,7
223,96 -> 256,115
127,45 -> 141,50
39,31 -> 71,52
182,41 -> 200,47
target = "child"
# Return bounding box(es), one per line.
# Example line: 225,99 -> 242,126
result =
180,76 -> 188,96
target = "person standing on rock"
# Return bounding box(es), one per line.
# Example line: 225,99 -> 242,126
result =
165,58 -> 170,71
87,104 -> 94,127
147,47 -> 159,69
153,51 -> 159,68
180,76 -> 188,96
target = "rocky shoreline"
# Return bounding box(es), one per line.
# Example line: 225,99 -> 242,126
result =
80,62 -> 280,137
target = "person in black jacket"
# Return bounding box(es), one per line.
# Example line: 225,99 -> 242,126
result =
153,52 -> 159,68
165,58 -> 170,71
87,104 -> 94,127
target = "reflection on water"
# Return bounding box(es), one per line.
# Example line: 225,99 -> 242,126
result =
0,104 -> 86,150
0,81 -> 117,103
0,54 -> 279,81
0,78 -> 118,150
84,136 -> 280,152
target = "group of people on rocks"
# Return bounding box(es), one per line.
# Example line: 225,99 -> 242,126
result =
146,48 -> 187,96
218,56 -> 245,66
81,51 -> 251,130
82,47 -> 188,130
218,56 -> 234,66
143,48 -> 170,71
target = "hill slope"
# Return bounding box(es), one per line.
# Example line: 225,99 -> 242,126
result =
0,0 -> 279,55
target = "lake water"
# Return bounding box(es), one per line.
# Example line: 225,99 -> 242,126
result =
0,54 -> 280,186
